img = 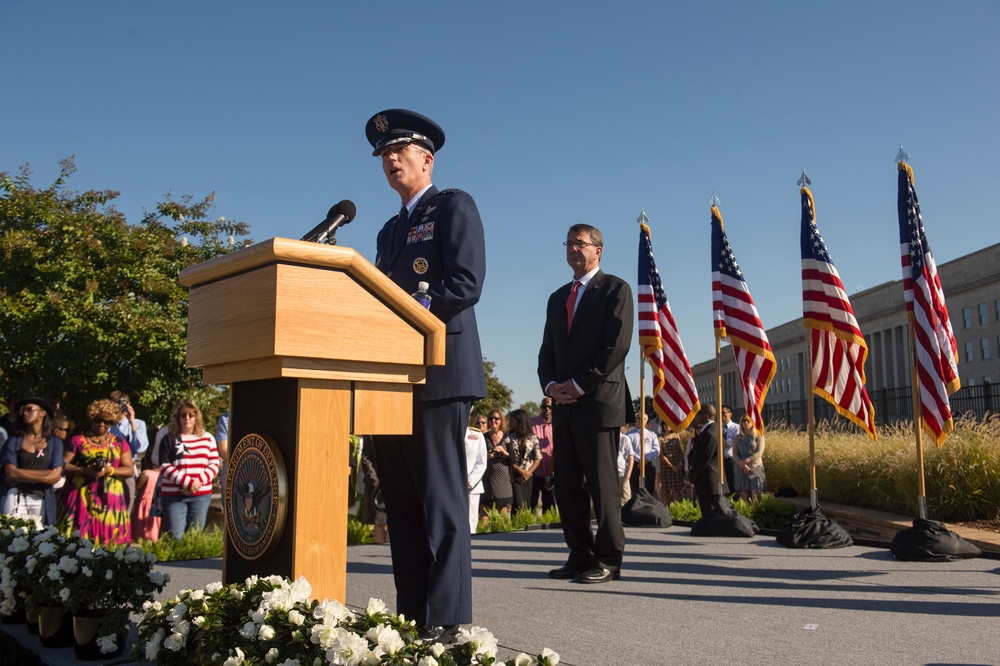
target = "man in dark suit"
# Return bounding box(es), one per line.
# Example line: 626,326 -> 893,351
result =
538,224 -> 634,584
688,404 -> 725,514
365,109 -> 487,640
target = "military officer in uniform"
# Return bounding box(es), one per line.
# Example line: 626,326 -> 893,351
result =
365,109 -> 487,642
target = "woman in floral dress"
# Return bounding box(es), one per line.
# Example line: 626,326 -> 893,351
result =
732,414 -> 766,502
503,409 -> 541,512
58,399 -> 134,544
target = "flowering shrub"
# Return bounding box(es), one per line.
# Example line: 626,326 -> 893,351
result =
3,522 -> 170,655
0,514 -> 41,616
136,575 -> 559,666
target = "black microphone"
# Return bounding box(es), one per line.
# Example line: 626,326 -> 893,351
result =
301,200 -> 357,244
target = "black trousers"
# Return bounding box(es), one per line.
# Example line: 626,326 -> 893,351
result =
373,398 -> 473,626
552,421 -> 625,570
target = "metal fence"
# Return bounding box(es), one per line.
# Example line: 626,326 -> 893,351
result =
762,382 -> 999,429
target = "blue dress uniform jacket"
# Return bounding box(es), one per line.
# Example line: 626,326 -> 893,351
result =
372,184 -> 486,627
375,185 -> 487,403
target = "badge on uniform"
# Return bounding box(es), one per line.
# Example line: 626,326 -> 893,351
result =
412,258 -> 429,274
406,221 -> 435,244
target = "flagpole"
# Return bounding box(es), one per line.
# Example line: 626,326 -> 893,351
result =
806,332 -> 818,510
639,346 -> 647,484
715,336 -> 725,496
907,312 -> 929,519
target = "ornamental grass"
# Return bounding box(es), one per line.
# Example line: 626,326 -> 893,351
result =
762,414 -> 1000,522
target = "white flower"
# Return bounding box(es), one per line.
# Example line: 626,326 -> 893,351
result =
114,548 -> 125,560
289,576 -> 312,602
258,623 -> 276,641
223,647 -> 245,666
253,608 -> 267,623
46,565 -> 62,581
326,631 -> 372,666
265,647 -> 280,663
9,536 -> 29,553
513,653 -> 532,666
310,624 -> 347,650
97,632 -> 118,654
288,609 -> 305,626
230,588 -> 245,601
75,548 -> 94,560
173,620 -> 191,637
313,599 -> 354,625
364,598 -> 387,616
430,642 -> 447,657
145,628 -> 165,660
82,566 -> 93,577
417,657 -> 439,666
540,647 -> 561,665
37,541 -> 57,557
105,569 -> 114,580
148,571 -> 166,586
168,602 -> 188,624
188,588 -> 204,600
365,624 -> 404,656
146,552 -> 158,563
455,626 -> 498,658
280,660 -> 302,666
25,556 -> 37,573
163,632 -> 186,652
239,621 -> 258,639
192,616 -> 206,627
205,581 -> 224,593
58,587 -> 71,602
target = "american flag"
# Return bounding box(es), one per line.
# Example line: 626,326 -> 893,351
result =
898,162 -> 960,446
711,206 -> 775,432
800,187 -> 877,440
638,213 -> 700,433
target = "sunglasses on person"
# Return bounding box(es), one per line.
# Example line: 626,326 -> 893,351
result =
93,419 -> 117,426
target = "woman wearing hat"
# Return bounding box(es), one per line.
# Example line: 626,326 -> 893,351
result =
0,398 -> 65,525
58,399 -> 134,544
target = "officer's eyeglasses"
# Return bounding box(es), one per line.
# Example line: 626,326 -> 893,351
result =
563,240 -> 599,250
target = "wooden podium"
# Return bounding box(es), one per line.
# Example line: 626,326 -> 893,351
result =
179,238 -> 444,603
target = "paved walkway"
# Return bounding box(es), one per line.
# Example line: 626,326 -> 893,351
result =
4,508 -> 999,665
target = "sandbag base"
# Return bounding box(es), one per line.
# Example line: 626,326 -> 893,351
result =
690,496 -> 758,537
621,487 -> 672,527
777,505 -> 853,549
890,519 -> 982,562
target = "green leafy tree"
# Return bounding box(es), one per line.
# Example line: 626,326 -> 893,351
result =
0,158 -> 251,425
471,357 -> 513,421
518,401 -> 540,418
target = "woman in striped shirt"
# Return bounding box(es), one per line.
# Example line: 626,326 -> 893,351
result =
156,399 -> 219,540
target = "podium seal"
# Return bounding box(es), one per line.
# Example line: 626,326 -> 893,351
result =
226,433 -> 287,560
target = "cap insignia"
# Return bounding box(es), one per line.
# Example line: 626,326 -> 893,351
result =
374,114 -> 389,133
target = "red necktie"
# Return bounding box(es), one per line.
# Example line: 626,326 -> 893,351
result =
566,280 -> 581,332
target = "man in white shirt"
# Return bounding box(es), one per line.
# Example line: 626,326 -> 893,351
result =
720,405 -> 739,494
627,413 -> 659,496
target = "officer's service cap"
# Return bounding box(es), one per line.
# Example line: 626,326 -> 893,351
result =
366,109 -> 445,156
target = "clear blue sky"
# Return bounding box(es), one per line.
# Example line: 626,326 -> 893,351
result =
3,1 -> 998,408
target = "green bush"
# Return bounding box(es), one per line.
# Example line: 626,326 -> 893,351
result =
347,518 -> 374,545
763,415 -> 1000,522
134,526 -> 224,562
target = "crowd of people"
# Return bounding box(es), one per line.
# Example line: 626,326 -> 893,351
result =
0,392 -> 223,545
354,398 -> 769,538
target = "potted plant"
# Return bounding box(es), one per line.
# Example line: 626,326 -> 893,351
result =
23,526 -> 81,647
64,542 -> 169,659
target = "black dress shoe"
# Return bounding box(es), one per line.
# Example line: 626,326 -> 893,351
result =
548,563 -> 589,579
572,566 -> 621,584
417,624 -> 461,644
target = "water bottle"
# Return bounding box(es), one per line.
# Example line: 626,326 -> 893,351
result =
411,281 -> 432,309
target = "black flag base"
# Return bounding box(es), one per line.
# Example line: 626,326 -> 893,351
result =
621,486 -> 672,527
890,518 -> 982,562
690,495 -> 758,537
777,504 -> 853,549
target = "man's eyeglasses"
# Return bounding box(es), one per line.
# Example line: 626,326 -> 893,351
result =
563,240 -> 599,250
540,404 -> 552,409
